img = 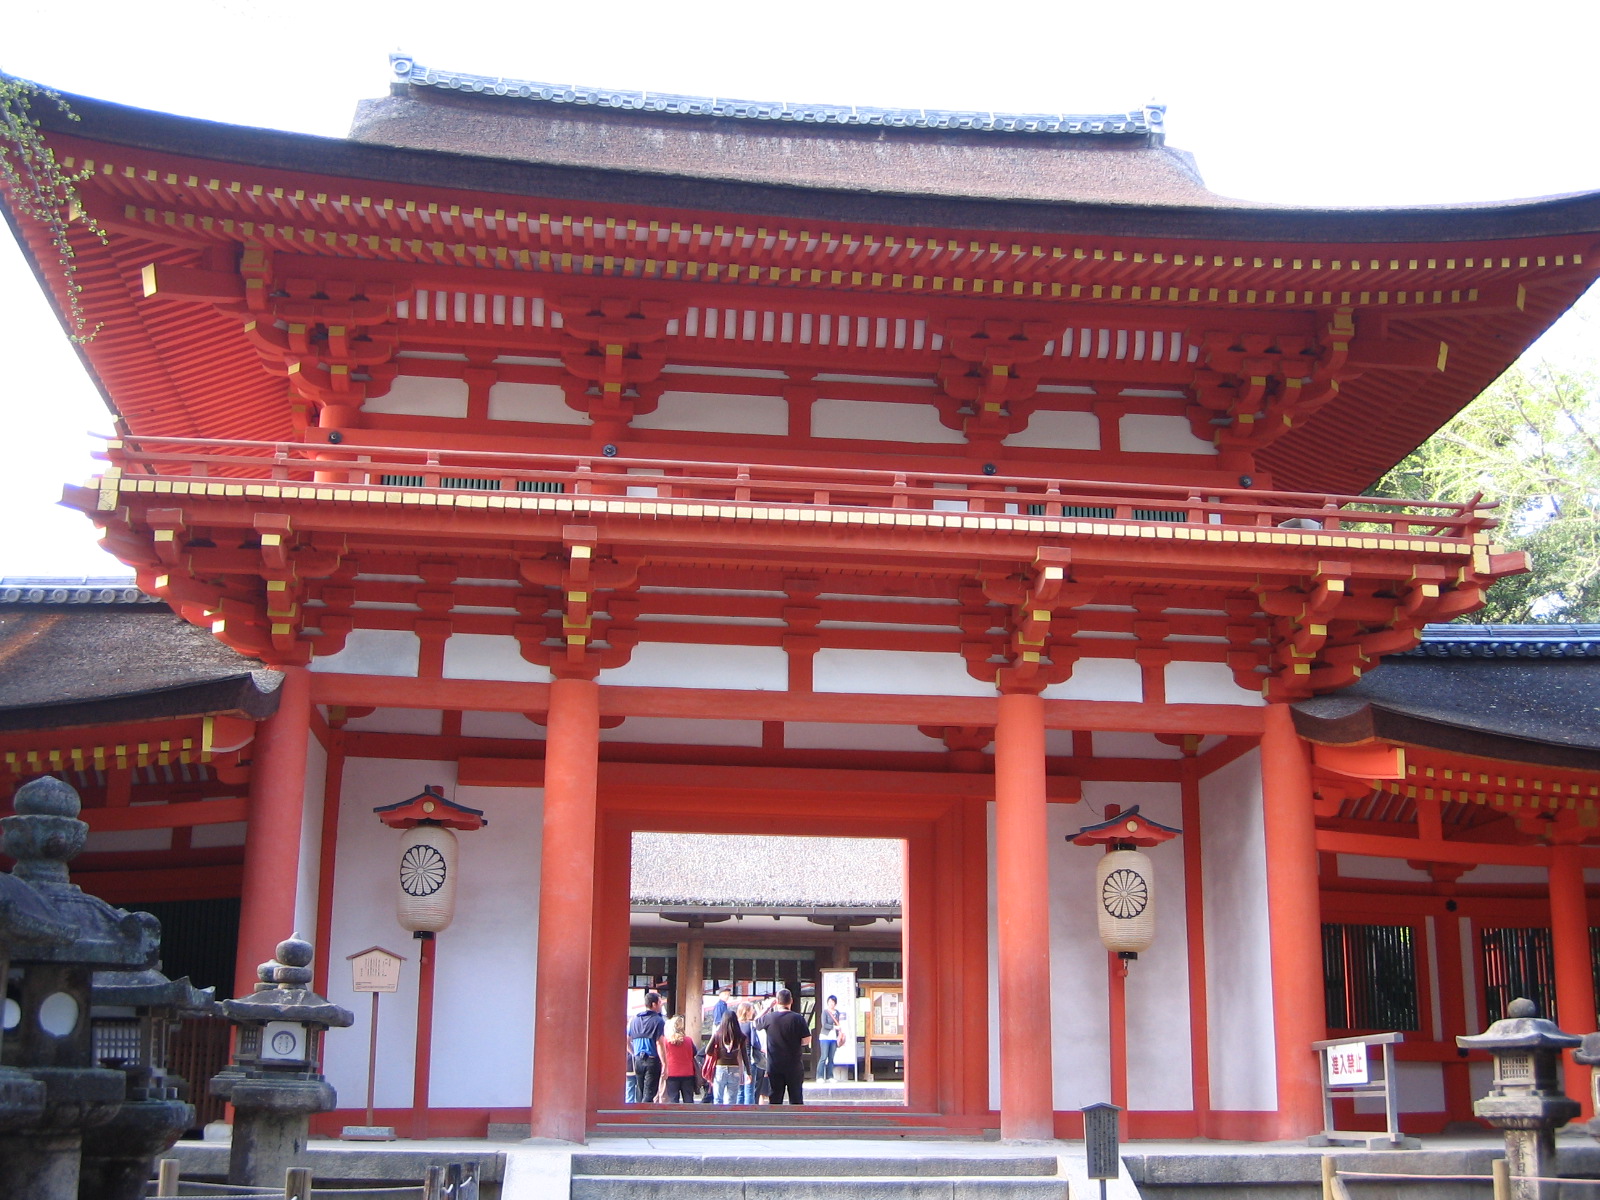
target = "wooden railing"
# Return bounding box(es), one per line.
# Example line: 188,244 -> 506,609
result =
101,435 -> 1500,543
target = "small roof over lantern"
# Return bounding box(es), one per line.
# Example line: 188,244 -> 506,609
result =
1070,804 -> 1180,848
373,785 -> 487,831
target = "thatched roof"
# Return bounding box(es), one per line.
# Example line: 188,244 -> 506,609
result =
631,833 -> 902,910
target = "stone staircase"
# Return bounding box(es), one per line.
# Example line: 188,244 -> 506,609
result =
569,1149 -> 1070,1198
589,1105 -> 990,1140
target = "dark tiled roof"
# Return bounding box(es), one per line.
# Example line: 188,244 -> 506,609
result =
351,56 -> 1219,210
0,577 -> 159,606
1400,623 -> 1600,658
0,596 -> 280,731
390,54 -> 1164,139
1293,654 -> 1600,769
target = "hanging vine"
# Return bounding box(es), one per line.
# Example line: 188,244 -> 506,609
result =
0,72 -> 106,342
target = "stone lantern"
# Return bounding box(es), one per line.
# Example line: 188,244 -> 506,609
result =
0,866 -> 74,1133
210,935 -> 352,1187
80,967 -> 216,1200
1456,997 -> 1580,1200
1571,1032 -> 1600,1140
0,775 -> 162,1200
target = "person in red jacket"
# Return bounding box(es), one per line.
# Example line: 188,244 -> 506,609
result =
657,1013 -> 700,1102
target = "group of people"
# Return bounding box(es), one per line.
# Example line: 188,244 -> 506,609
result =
625,985 -> 825,1105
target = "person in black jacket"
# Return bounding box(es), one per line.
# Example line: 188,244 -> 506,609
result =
753,988 -> 812,1105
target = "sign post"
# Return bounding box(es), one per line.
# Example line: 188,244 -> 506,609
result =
1083,1102 -> 1123,1200
342,946 -> 406,1141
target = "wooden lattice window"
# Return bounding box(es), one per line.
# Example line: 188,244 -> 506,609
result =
1322,922 -> 1419,1031
1481,926 -> 1557,1024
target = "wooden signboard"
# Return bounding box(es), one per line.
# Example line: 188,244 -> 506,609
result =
349,946 -> 405,993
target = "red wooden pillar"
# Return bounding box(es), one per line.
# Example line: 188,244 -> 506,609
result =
233,664 -> 312,997
994,690 -> 1054,1140
1259,702 -> 1325,1139
1549,843 -> 1595,1117
529,673 -> 602,1142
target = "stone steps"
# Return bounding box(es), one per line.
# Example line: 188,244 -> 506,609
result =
570,1151 -> 1068,1199
590,1107 -> 986,1140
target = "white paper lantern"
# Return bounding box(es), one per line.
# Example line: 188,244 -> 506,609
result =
397,823 -> 457,933
1095,848 -> 1155,955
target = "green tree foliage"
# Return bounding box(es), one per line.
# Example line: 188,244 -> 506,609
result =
1372,360 -> 1600,623
0,71 -> 104,341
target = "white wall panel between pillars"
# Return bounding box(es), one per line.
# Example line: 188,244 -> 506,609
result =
322,756 -> 447,1110
1086,781 -> 1195,1112
1164,661 -> 1267,706
294,733 -> 328,940
599,717 -> 763,747
310,630 -> 421,677
425,784 -> 542,1108
1002,410 -> 1100,450
341,708 -> 444,736
1047,803 -> 1113,1109
813,648 -> 997,697
601,642 -> 787,690
487,380 -> 589,424
442,634 -> 554,682
810,397 -> 966,444
631,390 -> 788,435
362,375 -> 469,418
783,723 -> 944,752
1200,748 -> 1278,1112
1040,658 -> 1143,702
460,711 -> 545,740
322,760 -> 545,1111
1119,413 -> 1218,455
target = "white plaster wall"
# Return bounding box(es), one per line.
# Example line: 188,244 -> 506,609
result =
191,822 -> 247,848
1091,732 -> 1184,760
1040,658 -> 1143,702
294,733 -> 328,938
811,398 -> 965,444
1087,781 -> 1194,1112
1165,661 -> 1266,706
442,634 -> 553,682
342,708 -> 443,736
310,630 -> 420,677
86,828 -> 172,852
488,380 -> 588,424
364,375 -> 469,419
461,711 -> 544,740
601,717 -> 763,747
1336,855 -> 1431,882
601,642 -> 787,690
1460,864 -> 1548,885
1047,802 -> 1112,1109
632,390 -> 788,435
784,723 -> 943,752
426,784 -> 542,1108
813,649 -> 996,697
322,758 -> 543,1111
1200,748 -> 1278,1112
1003,410 -> 1099,450
1119,414 -> 1216,455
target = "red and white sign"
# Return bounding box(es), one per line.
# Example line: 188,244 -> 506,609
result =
1326,1046 -> 1369,1086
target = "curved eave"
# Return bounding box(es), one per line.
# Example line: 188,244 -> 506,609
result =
0,673 -> 282,735
1292,660 -> 1600,773
36,91 -> 1600,244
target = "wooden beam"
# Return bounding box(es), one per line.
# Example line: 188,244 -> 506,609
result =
1316,827 -> 1554,868
79,797 -> 247,832
309,672 -> 1266,734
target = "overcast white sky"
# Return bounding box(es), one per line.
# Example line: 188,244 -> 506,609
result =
3,0 -> 1599,576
